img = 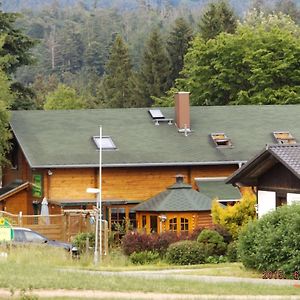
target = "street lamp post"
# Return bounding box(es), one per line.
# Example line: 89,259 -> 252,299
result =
86,125 -> 102,266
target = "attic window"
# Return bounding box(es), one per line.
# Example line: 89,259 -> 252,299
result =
211,133 -> 232,148
273,131 -> 296,144
148,109 -> 165,119
93,136 -> 117,150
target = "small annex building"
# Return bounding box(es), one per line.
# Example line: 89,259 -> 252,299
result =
226,144 -> 300,218
135,175 -> 213,234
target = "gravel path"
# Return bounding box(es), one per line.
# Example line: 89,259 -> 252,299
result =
1,289 -> 300,300
60,268 -> 300,287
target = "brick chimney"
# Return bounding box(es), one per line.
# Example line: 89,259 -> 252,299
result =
175,92 -> 190,131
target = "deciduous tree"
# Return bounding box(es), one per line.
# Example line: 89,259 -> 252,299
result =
44,84 -> 85,110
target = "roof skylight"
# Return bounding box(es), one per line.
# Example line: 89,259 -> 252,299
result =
148,109 -> 165,119
211,133 -> 233,148
273,131 -> 296,145
93,136 -> 117,150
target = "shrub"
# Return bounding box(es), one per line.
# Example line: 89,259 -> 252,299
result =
166,240 -> 205,265
152,232 -> 179,255
121,232 -> 155,256
205,255 -> 227,264
73,232 -> 95,253
226,241 -> 238,262
197,229 -> 227,256
188,227 -> 204,241
129,251 -> 160,265
211,224 -> 232,244
212,192 -> 256,239
238,204 -> 300,276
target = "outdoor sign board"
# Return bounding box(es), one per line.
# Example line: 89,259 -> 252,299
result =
32,174 -> 42,198
0,218 -> 14,241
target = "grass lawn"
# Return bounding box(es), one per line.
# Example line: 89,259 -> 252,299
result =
0,245 -> 299,297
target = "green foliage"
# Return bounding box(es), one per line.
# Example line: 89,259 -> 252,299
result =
72,232 -> 95,253
166,17 -> 194,85
199,0 -> 237,41
0,11 -> 36,75
129,250 -> 160,265
166,240 -> 205,265
99,35 -> 133,108
205,255 -> 227,264
138,29 -> 171,106
44,84 -> 85,110
165,11 -> 300,106
226,241 -> 238,262
238,204 -> 300,276
197,229 -> 227,256
212,192 -> 256,239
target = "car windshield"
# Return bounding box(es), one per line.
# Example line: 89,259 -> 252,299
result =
14,229 -> 46,243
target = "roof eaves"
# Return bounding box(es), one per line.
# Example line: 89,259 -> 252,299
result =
10,122 -> 35,168
30,160 -> 245,169
225,146 -> 270,185
0,182 -> 30,201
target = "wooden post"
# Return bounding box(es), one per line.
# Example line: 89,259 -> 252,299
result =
18,212 -> 23,227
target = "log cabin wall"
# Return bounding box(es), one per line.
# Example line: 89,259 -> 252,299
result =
40,164 -> 237,201
136,211 -> 213,235
2,189 -> 31,215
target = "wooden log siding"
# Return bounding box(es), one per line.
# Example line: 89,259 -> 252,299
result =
36,164 -> 237,202
136,211 -> 213,235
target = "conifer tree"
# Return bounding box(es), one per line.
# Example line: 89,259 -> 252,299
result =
100,35 -> 133,108
199,0 -> 237,41
137,29 -> 171,106
166,17 -> 193,86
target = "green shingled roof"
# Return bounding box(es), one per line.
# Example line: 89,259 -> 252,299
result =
10,105 -> 300,168
135,176 -> 212,212
195,179 -> 241,201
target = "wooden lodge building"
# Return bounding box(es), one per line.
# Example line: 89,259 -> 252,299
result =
2,92 -> 300,234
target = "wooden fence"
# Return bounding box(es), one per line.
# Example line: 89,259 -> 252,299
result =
0,210 -> 108,254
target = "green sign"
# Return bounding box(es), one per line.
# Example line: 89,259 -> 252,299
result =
32,174 -> 42,198
0,218 -> 13,241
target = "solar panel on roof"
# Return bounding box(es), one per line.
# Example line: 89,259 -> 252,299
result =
148,109 -> 165,119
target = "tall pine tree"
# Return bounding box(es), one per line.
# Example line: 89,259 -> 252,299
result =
99,35 -> 133,108
199,0 -> 237,41
137,28 -> 171,106
166,17 -> 193,86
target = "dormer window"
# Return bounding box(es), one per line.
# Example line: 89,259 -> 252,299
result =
93,136 -> 117,150
273,131 -> 296,144
211,133 -> 232,148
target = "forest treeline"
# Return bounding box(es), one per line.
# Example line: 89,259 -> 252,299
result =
3,0 -> 300,110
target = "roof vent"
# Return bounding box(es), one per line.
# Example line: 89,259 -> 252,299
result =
211,133 -> 233,148
148,109 -> 173,125
175,174 -> 185,184
273,131 -> 296,144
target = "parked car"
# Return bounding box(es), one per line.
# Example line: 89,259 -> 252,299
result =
12,227 -> 78,256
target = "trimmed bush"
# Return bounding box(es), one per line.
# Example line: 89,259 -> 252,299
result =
152,232 -> 179,255
197,229 -> 227,256
226,241 -> 238,262
130,250 -> 160,265
211,224 -> 232,244
238,204 -> 300,276
122,232 -> 155,256
166,240 -> 205,265
188,227 -> 204,241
